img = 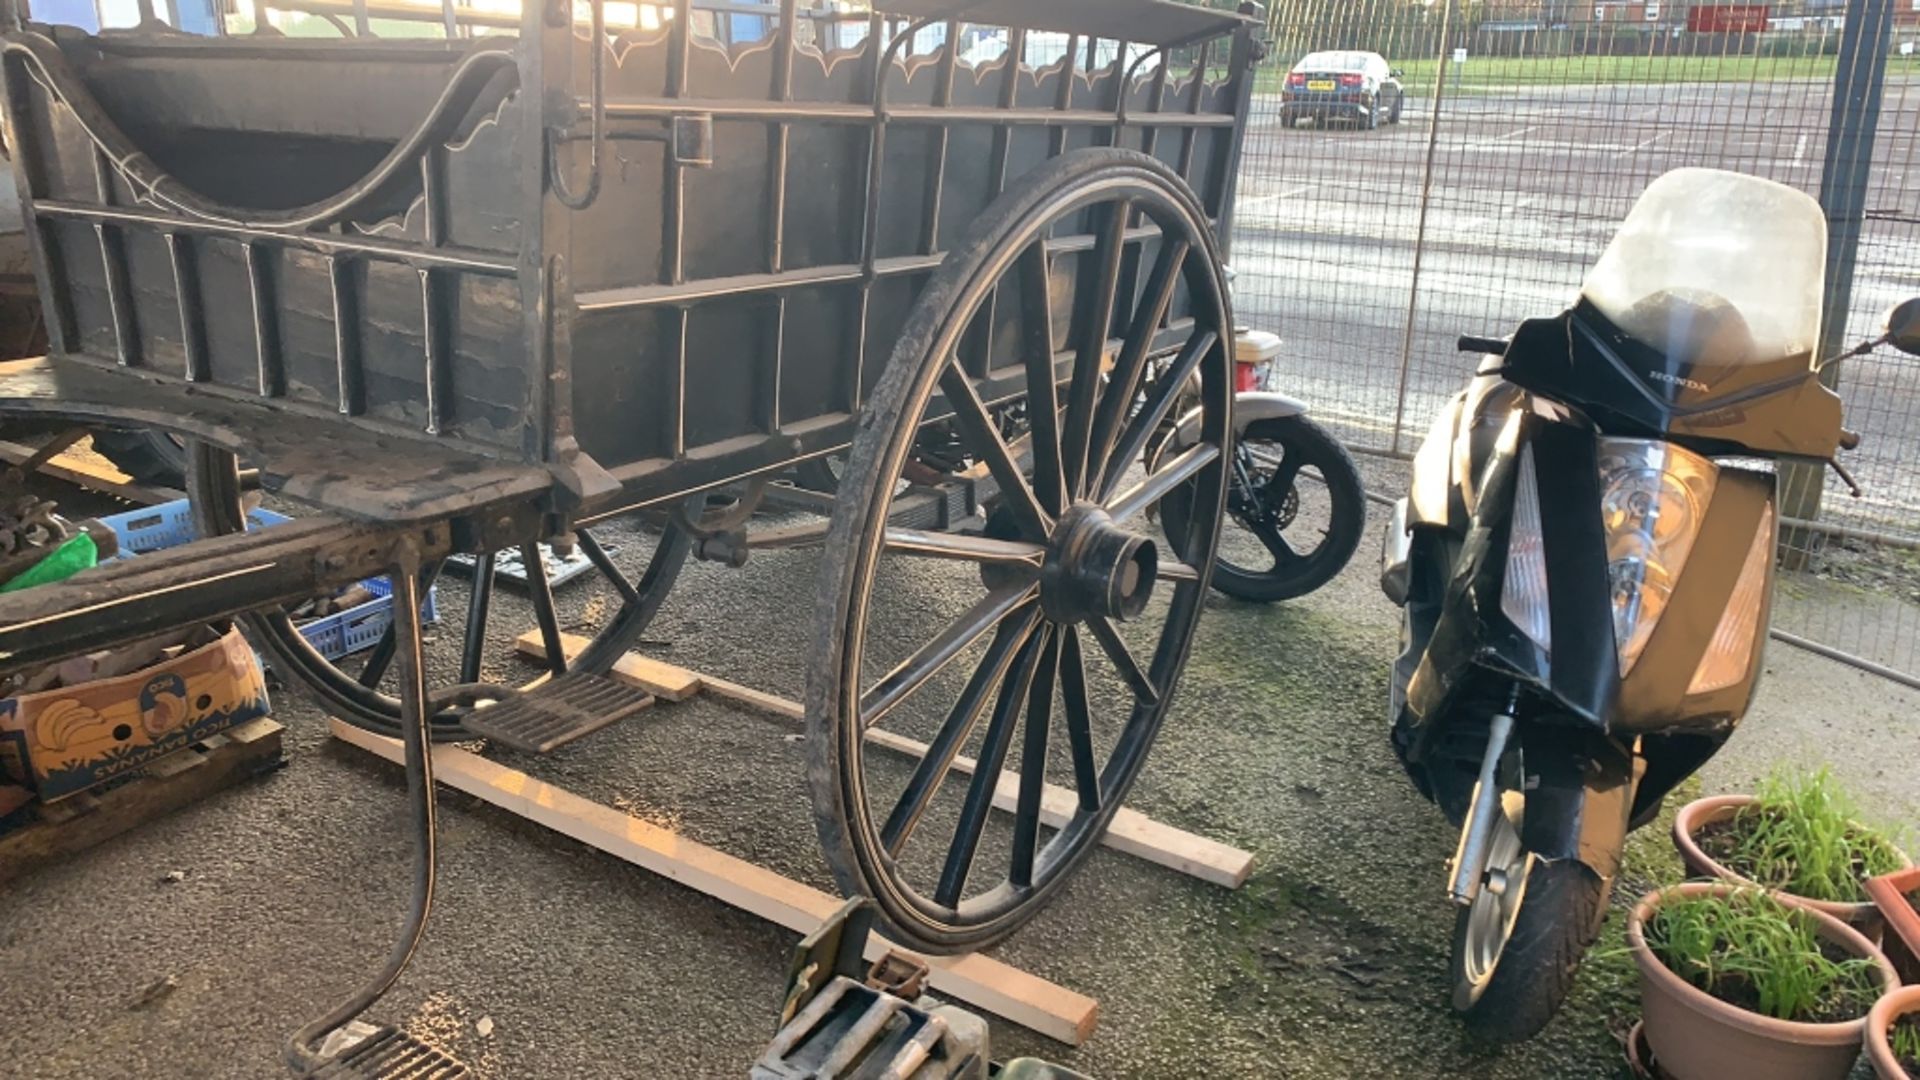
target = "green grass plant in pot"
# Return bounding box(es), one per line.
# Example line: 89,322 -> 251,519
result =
1627,883 -> 1896,1080
1672,768 -> 1910,926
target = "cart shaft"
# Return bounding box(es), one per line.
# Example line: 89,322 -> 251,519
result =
0,515 -> 445,678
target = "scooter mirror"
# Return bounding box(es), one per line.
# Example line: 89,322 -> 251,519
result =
1888,297 -> 1920,357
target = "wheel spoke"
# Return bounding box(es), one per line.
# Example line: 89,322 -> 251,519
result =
935,625 -> 1049,908
1084,615 -> 1159,708
1009,629 -> 1060,889
358,623 -> 398,689
879,610 -> 1041,857
1097,329 -> 1218,503
1019,242 -> 1067,515
1109,442 -> 1221,525
577,528 -> 639,607
1087,237 -> 1189,496
884,529 -> 1046,570
940,363 -> 1052,541
1062,199 -> 1133,496
357,560 -> 444,688
1157,559 -> 1201,583
1058,627 -> 1102,814
459,551 -> 496,685
1248,520 -> 1302,567
862,580 -> 1039,729
523,543 -> 567,676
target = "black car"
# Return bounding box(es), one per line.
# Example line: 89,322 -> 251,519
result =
1281,50 -> 1404,130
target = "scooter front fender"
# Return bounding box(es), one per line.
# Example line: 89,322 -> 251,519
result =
1519,728 -> 1641,883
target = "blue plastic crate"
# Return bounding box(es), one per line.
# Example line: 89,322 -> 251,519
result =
96,500 -> 438,662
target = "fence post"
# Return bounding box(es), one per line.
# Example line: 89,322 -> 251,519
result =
1388,0 -> 1456,455
1783,0 -> 1895,546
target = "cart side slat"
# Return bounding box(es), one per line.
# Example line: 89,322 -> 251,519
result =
876,0 -> 1254,49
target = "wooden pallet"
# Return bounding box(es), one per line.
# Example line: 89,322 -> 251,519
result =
0,718 -> 284,884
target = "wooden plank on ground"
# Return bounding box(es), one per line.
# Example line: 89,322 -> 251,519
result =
0,438 -> 182,505
515,630 -> 702,701
516,634 -> 1253,890
0,718 -> 284,884
329,719 -> 1099,1045
698,676 -> 1254,891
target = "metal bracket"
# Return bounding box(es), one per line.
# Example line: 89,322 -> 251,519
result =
867,950 -> 931,1002
673,114 -> 714,168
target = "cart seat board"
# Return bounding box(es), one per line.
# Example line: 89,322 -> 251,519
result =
0,357 -> 550,522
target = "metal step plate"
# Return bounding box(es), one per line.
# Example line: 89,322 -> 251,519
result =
310,1025 -> 468,1080
462,672 -> 653,754
446,541 -> 605,588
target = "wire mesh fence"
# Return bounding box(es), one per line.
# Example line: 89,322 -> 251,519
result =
1231,0 -> 1920,683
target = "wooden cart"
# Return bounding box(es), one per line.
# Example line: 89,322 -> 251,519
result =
0,0 -> 1262,1069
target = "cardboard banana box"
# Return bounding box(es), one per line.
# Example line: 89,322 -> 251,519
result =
0,628 -> 271,802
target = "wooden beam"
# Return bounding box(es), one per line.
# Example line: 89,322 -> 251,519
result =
329,719 -> 1099,1045
0,719 -> 283,884
700,674 -> 1254,891
516,630 -> 701,701
0,438 -> 182,506
514,635 -> 1253,890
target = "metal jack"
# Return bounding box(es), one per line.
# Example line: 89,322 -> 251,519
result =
1448,702 -> 1518,907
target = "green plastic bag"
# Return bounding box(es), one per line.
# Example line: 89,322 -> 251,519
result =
0,532 -> 99,593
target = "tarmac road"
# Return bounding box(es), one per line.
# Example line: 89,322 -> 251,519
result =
3,459 -> 1916,1078
1231,79 -> 1920,538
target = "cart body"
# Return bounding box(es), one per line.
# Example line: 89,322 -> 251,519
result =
2,0 -> 1258,520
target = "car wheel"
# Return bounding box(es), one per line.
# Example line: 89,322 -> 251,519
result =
1389,95 -> 1403,125
1365,97 -> 1380,131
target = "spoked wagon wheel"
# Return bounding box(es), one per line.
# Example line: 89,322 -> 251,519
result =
808,148 -> 1234,953
184,443 -> 690,743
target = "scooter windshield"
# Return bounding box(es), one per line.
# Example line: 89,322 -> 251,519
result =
1581,169 -> 1826,372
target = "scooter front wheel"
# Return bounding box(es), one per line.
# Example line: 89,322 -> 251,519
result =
1450,812 -> 1610,1043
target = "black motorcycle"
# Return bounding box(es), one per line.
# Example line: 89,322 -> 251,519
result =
1156,328 -> 1368,602
1380,167 -> 1920,1042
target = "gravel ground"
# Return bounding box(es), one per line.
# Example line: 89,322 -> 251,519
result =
2,455 -> 1915,1078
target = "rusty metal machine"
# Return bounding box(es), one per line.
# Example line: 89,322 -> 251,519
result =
0,0 -> 1262,1071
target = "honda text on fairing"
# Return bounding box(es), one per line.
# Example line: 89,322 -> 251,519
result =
1379,168 -> 1920,1042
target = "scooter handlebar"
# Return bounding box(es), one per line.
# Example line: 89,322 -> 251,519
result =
1457,335 -> 1510,356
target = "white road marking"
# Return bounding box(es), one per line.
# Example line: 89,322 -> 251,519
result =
1794,133 -> 1809,163
1241,185 -> 1317,211
1611,131 -> 1671,160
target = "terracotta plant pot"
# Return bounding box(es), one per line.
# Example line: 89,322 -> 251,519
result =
1627,882 -> 1899,1080
1866,867 -> 1920,985
1866,985 -> 1920,1080
1672,794 -> 1913,927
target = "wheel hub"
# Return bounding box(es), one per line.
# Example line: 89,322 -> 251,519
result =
1039,503 -> 1159,624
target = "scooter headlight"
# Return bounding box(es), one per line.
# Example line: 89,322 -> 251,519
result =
1501,446 -> 1551,651
1598,439 -> 1717,674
